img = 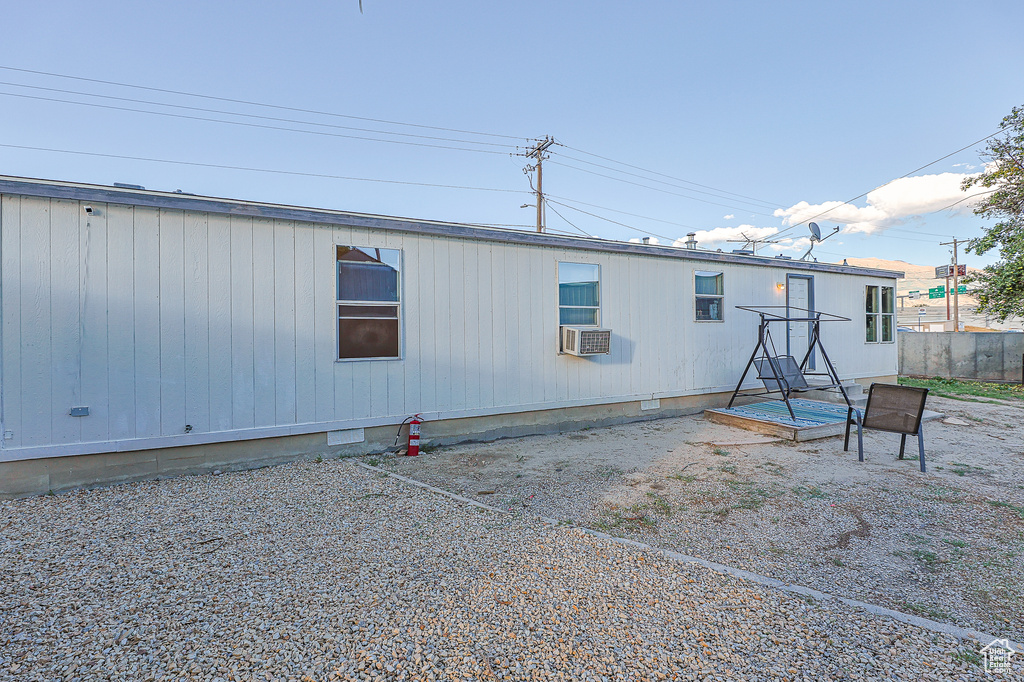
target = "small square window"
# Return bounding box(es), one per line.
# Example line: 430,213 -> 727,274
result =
865,285 -> 894,343
695,271 -> 724,321
559,262 -> 600,326
337,246 -> 401,360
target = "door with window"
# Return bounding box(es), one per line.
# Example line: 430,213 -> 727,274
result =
787,274 -> 814,370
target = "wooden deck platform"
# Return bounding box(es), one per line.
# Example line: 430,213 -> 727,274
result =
705,398 -> 851,441
705,398 -> 944,442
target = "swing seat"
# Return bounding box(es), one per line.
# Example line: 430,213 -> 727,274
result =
754,355 -> 810,394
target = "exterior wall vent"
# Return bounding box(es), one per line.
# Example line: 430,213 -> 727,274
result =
561,326 -> 612,356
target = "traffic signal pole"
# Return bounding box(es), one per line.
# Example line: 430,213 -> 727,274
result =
945,276 -> 951,321
940,238 -> 963,332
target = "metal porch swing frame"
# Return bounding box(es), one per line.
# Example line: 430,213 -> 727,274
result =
727,305 -> 853,420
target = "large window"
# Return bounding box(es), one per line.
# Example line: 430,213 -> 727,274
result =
337,246 -> 401,359
866,285 -> 894,343
559,262 -> 600,326
695,271 -> 724,321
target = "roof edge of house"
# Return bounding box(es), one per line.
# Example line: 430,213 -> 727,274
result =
0,175 -> 904,279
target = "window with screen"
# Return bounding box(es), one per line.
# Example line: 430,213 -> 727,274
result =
695,271 -> 724,321
559,262 -> 600,326
865,285 -> 894,343
337,246 -> 401,359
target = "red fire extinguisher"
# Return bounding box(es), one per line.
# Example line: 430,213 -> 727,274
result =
407,414 -> 422,456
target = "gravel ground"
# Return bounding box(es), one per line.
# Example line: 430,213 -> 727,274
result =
1,459 -> 1013,680
383,394 -> 1024,647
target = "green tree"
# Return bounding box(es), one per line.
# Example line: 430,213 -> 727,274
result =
962,105 -> 1024,322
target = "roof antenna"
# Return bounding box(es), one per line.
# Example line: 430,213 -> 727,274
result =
799,222 -> 840,262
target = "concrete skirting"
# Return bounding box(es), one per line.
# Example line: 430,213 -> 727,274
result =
0,392 -> 725,498
0,376 -> 903,497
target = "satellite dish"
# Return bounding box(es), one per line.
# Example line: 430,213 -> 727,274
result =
800,222 -> 841,262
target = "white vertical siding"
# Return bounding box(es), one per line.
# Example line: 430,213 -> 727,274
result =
1,195 -> 22,449
475,241 -> 495,409
19,197 -> 52,447
252,217 -> 277,428
49,200 -> 81,445
133,207 -> 161,438
229,216 -> 255,429
272,220 -> 297,427
106,204 -> 136,440
159,210 -> 186,437
183,212 -> 211,433
312,223 -> 335,423
79,203 -> 108,444
293,222 -> 317,425
0,193 -> 901,458
207,214 -> 233,431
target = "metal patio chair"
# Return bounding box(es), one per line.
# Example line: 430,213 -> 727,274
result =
844,383 -> 930,472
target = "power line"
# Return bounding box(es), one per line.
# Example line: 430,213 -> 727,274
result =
774,186 -> 997,244
0,90 -> 514,155
0,65 -> 525,140
545,198 -> 678,243
552,149 -> 779,210
545,193 -> 703,231
543,199 -> 592,237
936,188 -> 997,213
0,80 -> 515,149
546,159 -> 780,217
464,223 -> 538,229
0,142 -> 530,194
555,142 -> 780,207
772,129 -> 1006,241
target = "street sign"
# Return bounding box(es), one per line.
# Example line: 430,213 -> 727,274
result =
957,285 -> 967,294
935,264 -> 967,278
908,291 -> 920,299
928,286 -> 946,299
918,307 -> 926,316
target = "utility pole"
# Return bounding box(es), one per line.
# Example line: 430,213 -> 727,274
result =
518,137 -> 555,233
940,238 -> 963,332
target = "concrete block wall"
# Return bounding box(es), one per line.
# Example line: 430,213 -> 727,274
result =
899,332 -> 1024,383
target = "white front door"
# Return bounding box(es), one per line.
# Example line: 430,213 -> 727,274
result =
787,276 -> 813,369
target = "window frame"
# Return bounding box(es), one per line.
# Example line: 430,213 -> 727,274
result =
557,261 -> 601,328
694,270 -> 725,322
336,245 -> 403,362
865,284 -> 895,344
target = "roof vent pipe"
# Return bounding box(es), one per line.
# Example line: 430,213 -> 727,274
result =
642,237 -> 650,245
684,232 -> 698,250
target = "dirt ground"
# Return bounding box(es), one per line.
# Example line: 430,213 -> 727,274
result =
370,393 -> 1024,643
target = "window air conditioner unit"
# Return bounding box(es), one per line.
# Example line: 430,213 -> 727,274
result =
561,326 -> 612,356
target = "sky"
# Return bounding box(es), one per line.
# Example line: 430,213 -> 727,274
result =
1,0 -> 1022,268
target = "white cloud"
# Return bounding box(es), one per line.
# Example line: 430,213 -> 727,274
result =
773,171 -> 989,235
672,224 -> 779,249
723,214 -> 735,220
628,236 -> 660,245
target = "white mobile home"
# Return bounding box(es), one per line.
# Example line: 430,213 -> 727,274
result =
0,177 -> 901,495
